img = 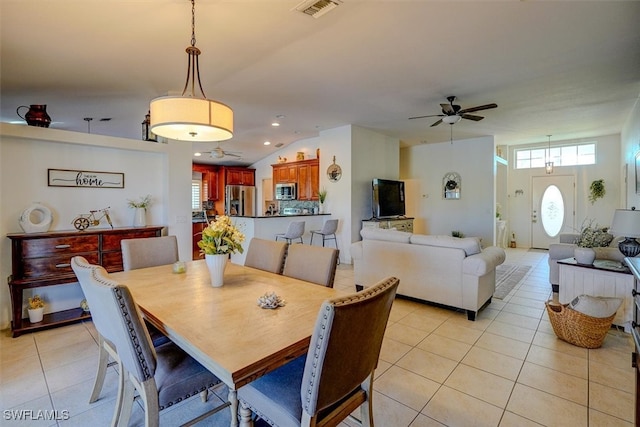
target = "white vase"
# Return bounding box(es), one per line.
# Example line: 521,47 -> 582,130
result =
28,307 -> 44,323
205,254 -> 228,287
319,202 -> 324,214
133,208 -> 146,227
574,247 -> 596,265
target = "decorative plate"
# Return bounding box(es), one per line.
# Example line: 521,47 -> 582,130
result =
327,156 -> 342,182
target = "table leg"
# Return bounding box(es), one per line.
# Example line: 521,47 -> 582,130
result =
229,389 -> 239,427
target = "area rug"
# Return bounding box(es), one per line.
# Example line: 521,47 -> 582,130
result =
493,264 -> 532,299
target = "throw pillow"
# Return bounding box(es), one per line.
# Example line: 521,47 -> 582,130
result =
569,294 -> 622,318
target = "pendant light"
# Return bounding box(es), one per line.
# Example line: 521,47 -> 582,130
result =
545,135 -> 554,174
149,0 -> 233,142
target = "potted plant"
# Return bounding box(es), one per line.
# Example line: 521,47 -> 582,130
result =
28,294 -> 45,323
197,215 -> 245,287
588,179 -> 605,204
318,188 -> 327,213
573,219 -> 613,264
127,194 -> 153,227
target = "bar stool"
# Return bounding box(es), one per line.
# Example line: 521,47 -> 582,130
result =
275,221 -> 305,244
310,219 -> 338,248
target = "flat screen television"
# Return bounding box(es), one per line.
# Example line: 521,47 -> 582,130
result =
372,178 -> 405,218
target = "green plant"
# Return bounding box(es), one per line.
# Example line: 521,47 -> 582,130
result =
198,215 -> 245,255
451,230 -> 465,238
574,219 -> 613,248
318,188 -> 327,204
127,194 -> 153,209
28,295 -> 45,309
588,179 -> 605,204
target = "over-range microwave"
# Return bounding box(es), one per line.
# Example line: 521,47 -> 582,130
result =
275,183 -> 297,200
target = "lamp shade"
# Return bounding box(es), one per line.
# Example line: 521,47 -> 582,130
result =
442,115 -> 462,125
610,209 -> 640,238
150,96 -> 233,142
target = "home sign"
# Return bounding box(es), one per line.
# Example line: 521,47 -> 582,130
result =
48,168 -> 124,188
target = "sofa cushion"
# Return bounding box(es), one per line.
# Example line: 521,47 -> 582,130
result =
360,227 -> 411,243
410,234 -> 482,256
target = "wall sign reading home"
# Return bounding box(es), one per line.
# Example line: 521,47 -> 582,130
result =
48,169 -> 125,188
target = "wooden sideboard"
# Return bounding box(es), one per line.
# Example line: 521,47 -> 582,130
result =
7,226 -> 164,337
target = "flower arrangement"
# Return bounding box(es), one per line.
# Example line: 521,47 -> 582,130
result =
318,188 -> 327,204
28,295 -> 45,309
127,194 -> 153,210
574,219 -> 613,248
198,215 -> 245,255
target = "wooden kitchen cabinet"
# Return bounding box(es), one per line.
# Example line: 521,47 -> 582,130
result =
193,164 -> 220,201
272,164 -> 298,184
297,162 -> 320,200
225,167 -> 255,186
7,226 -> 164,337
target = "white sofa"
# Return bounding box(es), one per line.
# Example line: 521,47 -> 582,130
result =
351,228 -> 506,320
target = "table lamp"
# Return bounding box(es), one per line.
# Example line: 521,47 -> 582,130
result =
609,208 -> 640,257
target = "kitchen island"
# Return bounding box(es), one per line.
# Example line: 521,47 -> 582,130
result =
230,214 -> 332,265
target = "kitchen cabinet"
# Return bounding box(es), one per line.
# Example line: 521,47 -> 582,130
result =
225,167 -> 255,186
7,226 -> 164,337
193,164 -> 220,201
272,159 -> 319,200
192,222 -> 206,260
297,160 -> 320,200
272,164 -> 298,184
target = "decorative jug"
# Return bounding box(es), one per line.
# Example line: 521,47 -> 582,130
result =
16,105 -> 52,128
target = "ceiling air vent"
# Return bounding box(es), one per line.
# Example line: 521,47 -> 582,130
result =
293,0 -> 342,18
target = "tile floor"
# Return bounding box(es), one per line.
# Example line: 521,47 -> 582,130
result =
0,248 -> 635,426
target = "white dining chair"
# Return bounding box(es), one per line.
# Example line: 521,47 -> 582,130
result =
244,237 -> 288,274
71,256 -> 229,427
282,244 -> 339,288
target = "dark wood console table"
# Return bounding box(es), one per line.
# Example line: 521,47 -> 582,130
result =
7,226 -> 164,337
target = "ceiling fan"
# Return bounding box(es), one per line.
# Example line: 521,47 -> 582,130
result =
209,143 -> 242,159
409,96 -> 498,127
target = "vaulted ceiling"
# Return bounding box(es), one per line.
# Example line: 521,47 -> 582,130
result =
2,0 -> 639,165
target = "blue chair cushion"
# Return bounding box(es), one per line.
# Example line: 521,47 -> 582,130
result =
154,342 -> 221,410
237,355 -> 306,427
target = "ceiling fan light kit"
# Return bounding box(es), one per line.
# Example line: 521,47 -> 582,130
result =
409,96 -> 497,129
150,0 -> 234,142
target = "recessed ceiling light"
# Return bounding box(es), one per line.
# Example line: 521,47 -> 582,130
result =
263,141 -> 271,145
271,122 -> 280,127
194,152 -> 202,156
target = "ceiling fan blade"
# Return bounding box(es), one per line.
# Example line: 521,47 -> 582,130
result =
226,152 -> 242,158
409,114 -> 443,120
458,103 -> 497,114
440,103 -> 455,115
461,114 -> 484,121
430,119 -> 443,127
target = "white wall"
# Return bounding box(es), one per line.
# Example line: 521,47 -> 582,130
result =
400,136 -> 496,245
506,134 -> 621,248
351,126 -> 400,242
621,99 -> 640,209
0,123 -> 192,330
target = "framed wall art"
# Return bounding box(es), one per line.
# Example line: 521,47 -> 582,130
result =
48,168 -> 125,188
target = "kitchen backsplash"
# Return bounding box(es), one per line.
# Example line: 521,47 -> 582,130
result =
278,200 -> 319,214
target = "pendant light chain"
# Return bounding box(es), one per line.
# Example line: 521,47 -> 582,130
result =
182,0 -> 206,99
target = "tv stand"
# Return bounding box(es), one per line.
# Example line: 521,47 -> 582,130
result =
362,217 -> 413,233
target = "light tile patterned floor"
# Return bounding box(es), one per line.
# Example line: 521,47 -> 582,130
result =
0,249 -> 635,426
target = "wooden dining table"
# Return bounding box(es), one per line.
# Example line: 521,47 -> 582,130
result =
109,259 -> 344,426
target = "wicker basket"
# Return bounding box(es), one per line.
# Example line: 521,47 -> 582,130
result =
545,301 -> 615,349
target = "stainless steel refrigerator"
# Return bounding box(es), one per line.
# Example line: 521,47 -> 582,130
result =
225,185 -> 256,216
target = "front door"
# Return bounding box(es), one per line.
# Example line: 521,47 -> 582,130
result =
531,175 -> 575,249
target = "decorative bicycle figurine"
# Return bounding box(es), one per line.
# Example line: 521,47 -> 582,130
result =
72,207 -> 114,231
